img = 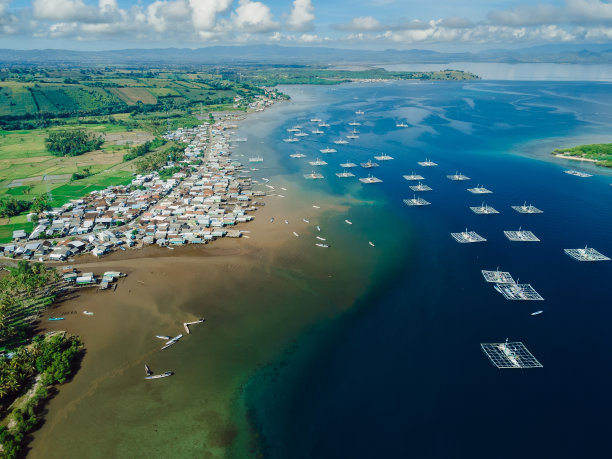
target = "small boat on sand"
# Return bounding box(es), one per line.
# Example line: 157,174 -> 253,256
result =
156,335 -> 172,340
145,371 -> 174,380
83,311 -> 94,316
48,317 -> 64,321
145,364 -> 153,376
293,232 -> 299,237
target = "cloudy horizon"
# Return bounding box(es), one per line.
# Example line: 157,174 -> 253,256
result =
1,0 -> 612,50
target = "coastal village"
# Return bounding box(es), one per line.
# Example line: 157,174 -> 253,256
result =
0,92 -> 281,267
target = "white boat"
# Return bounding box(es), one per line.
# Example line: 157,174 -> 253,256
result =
156,335 -> 172,340
531,311 -> 543,316
368,241 -> 375,247
316,236 -> 326,241
312,129 -> 324,134
313,205 -> 321,209
283,138 -> 299,143
318,122 -> 330,127
295,132 -> 308,137
249,156 -> 263,163
355,110 -> 365,115
287,127 -> 301,132
145,371 -> 174,380
293,232 -> 299,237
303,218 -> 310,223
334,139 -> 349,145
396,122 -> 409,128
320,148 -> 337,154
345,220 -> 352,225
316,225 -> 321,231
83,311 -> 94,316
315,243 -> 329,248
349,121 -> 361,126
310,118 -> 322,122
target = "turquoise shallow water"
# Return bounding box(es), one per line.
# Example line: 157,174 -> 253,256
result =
245,80 -> 612,458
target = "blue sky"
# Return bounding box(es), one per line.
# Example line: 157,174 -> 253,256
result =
1,0 -> 611,50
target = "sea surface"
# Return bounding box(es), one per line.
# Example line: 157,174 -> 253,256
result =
242,80 -> 612,459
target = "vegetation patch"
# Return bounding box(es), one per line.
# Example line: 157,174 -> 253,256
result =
553,143 -> 612,168
45,130 -> 104,157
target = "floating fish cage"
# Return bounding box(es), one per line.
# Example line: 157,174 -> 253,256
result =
290,153 -> 306,158
481,341 -> 543,369
403,173 -> 425,181
447,172 -> 470,181
467,185 -> 492,194
564,170 -> 592,177
320,148 -> 337,154
336,171 -> 355,178
564,247 -> 610,261
451,230 -> 487,243
504,229 -> 540,242
494,283 -> 544,301
482,269 -> 514,284
359,176 -> 383,184
340,162 -> 357,168
511,204 -> 543,214
304,173 -> 324,180
360,161 -> 379,168
418,160 -> 438,167
471,204 -> 499,215
409,183 -> 432,192
309,159 -> 328,166
374,155 -> 394,161
404,197 -> 430,206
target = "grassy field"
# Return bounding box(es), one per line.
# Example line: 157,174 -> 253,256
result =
553,143 -> 612,167
0,214 -> 34,243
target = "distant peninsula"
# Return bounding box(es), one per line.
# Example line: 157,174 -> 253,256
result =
553,143 -> 612,168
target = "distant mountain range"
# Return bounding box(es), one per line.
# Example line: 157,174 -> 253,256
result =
1,44 -> 612,66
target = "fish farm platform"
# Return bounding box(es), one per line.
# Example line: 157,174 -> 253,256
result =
482,270 -> 514,284
409,183 -> 432,191
404,197 -> 430,206
451,230 -> 487,243
467,186 -> 492,194
418,160 -> 438,167
471,205 -> 499,215
481,341 -> 543,369
564,247 -> 610,261
494,283 -> 544,300
512,204 -> 543,214
403,174 -> 425,181
504,229 -> 540,242
447,173 -> 470,181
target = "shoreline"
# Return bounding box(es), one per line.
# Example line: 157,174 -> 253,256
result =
26,87 -> 391,458
553,153 -> 600,163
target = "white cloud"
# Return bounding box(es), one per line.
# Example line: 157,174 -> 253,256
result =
32,0 -> 97,22
287,0 -> 315,32
232,0 -> 278,33
337,16 -> 384,32
189,0 -> 233,31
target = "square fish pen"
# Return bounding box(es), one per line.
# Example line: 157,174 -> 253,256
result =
403,174 -> 425,181
481,341 -> 543,369
404,197 -> 430,206
467,185 -> 492,194
418,160 -> 437,166
482,269 -> 514,284
410,183 -> 433,191
564,247 -> 610,261
446,173 -> 470,181
451,230 -> 487,243
336,171 -> 355,178
504,229 -> 540,242
494,283 -> 544,300
511,204 -> 543,214
471,204 -> 499,215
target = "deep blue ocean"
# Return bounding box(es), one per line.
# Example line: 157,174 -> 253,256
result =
246,80 -> 612,459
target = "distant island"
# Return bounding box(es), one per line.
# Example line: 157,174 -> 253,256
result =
553,143 -> 612,168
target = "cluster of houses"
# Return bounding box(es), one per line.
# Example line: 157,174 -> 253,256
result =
1,112 -> 268,262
